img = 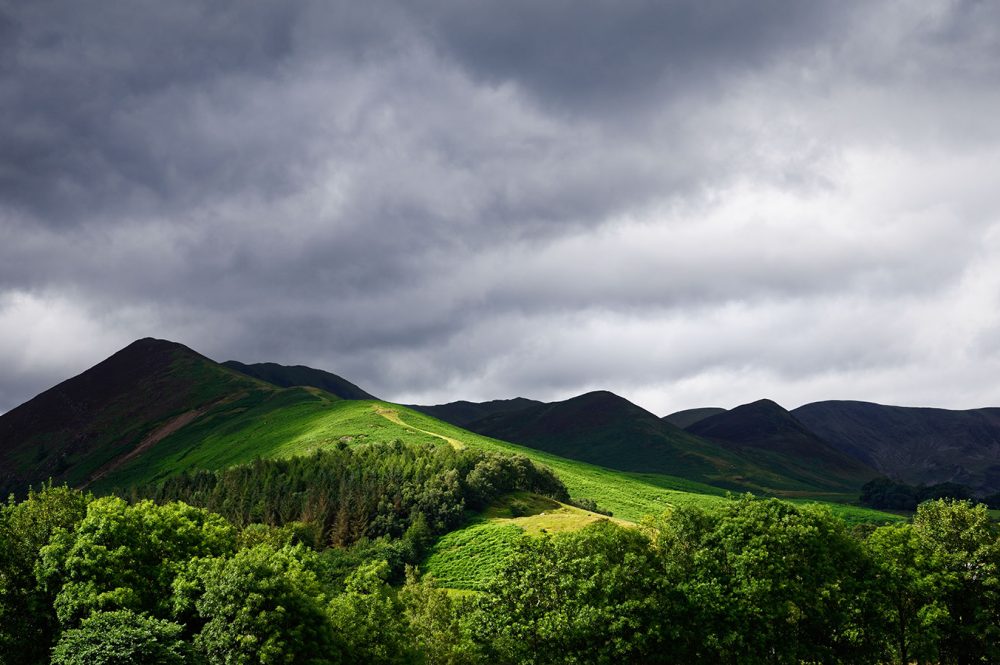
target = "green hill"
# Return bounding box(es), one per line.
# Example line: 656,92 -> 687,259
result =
222,360 -> 377,400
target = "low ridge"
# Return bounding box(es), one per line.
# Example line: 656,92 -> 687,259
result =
407,397 -> 543,428
662,407 -> 727,429
222,360 -> 377,400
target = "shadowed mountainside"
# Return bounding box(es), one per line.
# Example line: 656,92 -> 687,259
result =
686,399 -> 878,491
460,391 -> 868,493
793,400 -> 1000,493
663,407 -> 727,429
222,360 -> 376,400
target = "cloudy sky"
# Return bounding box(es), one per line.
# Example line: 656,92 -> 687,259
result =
3,0 -> 1000,416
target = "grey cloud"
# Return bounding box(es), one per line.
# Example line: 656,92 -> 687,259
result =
3,1 -> 1000,414
422,0 -> 864,112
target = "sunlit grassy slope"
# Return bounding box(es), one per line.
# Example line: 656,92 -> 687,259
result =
424,492 -> 629,589
99,392 -> 900,527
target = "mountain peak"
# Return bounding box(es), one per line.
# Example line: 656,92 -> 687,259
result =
686,398 -> 877,487
115,337 -> 202,360
0,339 -> 263,495
687,398 -> 803,442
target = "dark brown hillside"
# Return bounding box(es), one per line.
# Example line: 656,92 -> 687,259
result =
0,338 -> 270,495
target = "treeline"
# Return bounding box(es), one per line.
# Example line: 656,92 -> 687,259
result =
860,476 -> 1000,510
3,451 -> 1000,664
128,441 -> 568,547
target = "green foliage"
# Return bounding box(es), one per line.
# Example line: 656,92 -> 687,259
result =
465,520 -> 675,664
860,476 -> 974,510
133,442 -> 567,552
866,499 -> 1000,664
662,496 -> 883,664
50,610 -> 189,665
174,544 -> 340,665
3,472 -> 999,665
400,568 -> 477,665
328,559 -> 418,664
0,483 -> 90,665
37,496 -> 236,626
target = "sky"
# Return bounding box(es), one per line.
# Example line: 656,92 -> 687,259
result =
3,0 -> 1000,416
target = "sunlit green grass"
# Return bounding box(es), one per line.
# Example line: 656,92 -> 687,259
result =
99,396 -> 902,528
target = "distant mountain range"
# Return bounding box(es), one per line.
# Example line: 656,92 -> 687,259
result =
413,397 -> 1000,495
4,337 -> 1000,499
436,392 -> 875,494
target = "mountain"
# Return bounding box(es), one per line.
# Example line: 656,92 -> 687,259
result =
0,338 -> 271,495
222,361 -> 376,400
408,397 -> 543,428
686,399 -> 878,491
0,338 -> 898,528
662,407 -> 727,429
793,400 -> 1000,493
461,390 -> 862,493
463,390 -> 722,479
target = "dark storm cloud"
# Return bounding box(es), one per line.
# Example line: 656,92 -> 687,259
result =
424,0 -> 863,110
3,0 -> 1000,414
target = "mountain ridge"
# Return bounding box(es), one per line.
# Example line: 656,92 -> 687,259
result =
407,397 -> 543,428
222,360 -> 376,400
686,399 -> 878,491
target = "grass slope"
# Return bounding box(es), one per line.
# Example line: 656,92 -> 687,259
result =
95,397 -> 899,529
423,492 -> 623,590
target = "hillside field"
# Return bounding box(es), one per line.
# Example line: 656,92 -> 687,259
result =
96,390 -> 900,527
